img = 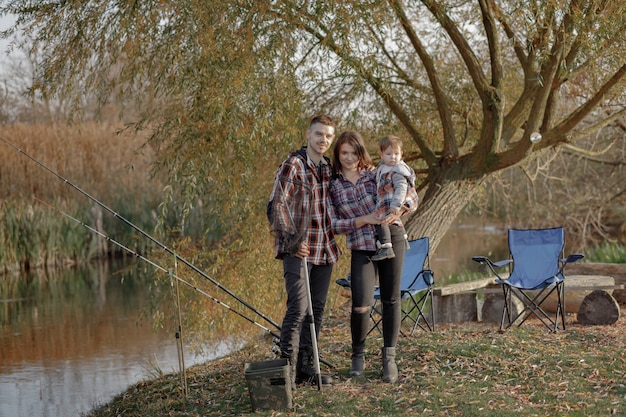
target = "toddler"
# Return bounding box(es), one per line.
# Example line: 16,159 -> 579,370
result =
372,135 -> 416,261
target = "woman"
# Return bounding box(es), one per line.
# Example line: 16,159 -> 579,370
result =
329,131 -> 413,383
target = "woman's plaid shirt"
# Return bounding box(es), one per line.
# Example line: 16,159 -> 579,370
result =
329,169 -> 380,252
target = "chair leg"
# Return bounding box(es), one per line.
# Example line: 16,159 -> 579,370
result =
507,284 -> 565,332
500,286 -> 511,332
557,282 -> 566,331
430,295 -> 435,332
411,291 -> 434,334
368,301 -> 383,336
400,290 -> 434,335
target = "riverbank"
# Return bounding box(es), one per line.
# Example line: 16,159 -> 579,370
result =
83,306 -> 625,417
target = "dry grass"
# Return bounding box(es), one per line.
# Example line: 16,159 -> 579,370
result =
84,306 -> 626,417
0,122 -> 162,269
0,122 -> 156,202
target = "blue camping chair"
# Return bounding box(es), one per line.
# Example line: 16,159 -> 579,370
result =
336,237 -> 435,336
472,227 -> 583,332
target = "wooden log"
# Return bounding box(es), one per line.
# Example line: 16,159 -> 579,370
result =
433,277 -> 496,296
566,263 -> 626,304
577,290 -> 621,325
543,275 -> 615,313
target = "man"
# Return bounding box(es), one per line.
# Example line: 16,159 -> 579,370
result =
267,115 -> 341,388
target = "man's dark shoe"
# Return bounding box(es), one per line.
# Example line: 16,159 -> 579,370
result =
296,348 -> 333,385
295,370 -> 333,385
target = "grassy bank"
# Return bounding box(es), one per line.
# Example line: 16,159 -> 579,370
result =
84,307 -> 625,417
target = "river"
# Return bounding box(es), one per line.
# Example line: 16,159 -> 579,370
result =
0,260 -> 228,417
433,216 -> 508,279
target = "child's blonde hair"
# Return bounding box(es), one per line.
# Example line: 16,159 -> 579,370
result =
379,135 -> 403,152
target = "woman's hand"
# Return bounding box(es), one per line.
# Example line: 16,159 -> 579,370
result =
355,212 -> 381,228
382,210 -> 402,225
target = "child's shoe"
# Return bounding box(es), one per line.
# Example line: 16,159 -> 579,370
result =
371,245 -> 395,261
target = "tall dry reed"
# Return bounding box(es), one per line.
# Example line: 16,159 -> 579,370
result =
0,122 -> 163,272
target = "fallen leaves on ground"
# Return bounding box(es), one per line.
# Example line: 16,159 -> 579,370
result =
84,308 -> 626,417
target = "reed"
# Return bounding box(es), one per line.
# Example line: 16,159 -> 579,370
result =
0,122 -> 164,272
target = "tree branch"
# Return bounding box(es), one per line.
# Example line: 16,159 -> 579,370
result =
552,65 -> 626,139
529,6 -> 570,134
389,0 -> 458,158
478,0 -> 502,89
364,21 -> 431,97
562,145 -> 626,166
489,0 -> 528,70
296,14 -> 440,166
420,0 -> 490,102
570,107 -> 626,142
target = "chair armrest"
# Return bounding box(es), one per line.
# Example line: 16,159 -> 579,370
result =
472,256 -> 511,278
335,278 -> 351,288
472,256 -> 489,263
472,256 -> 511,268
562,253 -> 584,264
557,253 -> 584,276
421,269 -> 434,286
335,274 -> 352,289
493,259 -> 512,268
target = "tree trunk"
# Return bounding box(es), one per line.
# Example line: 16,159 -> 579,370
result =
404,177 -> 482,253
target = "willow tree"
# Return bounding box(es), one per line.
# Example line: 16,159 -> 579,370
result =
1,0 -> 625,251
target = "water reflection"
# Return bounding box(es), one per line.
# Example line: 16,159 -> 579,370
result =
0,261 -> 222,417
433,216 -> 509,280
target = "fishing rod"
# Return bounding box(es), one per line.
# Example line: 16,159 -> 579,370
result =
0,136 -> 281,333
36,196 -> 335,369
169,264 -> 188,399
34,197 -> 281,340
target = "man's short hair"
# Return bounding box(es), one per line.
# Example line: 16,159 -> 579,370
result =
310,115 -> 335,128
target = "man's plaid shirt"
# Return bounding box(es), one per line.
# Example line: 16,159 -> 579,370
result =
268,147 -> 341,265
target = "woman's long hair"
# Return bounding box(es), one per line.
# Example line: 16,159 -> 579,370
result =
331,130 -> 374,176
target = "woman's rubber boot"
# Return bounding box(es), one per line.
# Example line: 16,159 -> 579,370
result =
350,309 -> 369,378
382,347 -> 398,383
350,346 -> 365,377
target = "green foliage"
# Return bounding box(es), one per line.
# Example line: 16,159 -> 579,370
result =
0,122 -> 166,270
0,199 -> 128,270
584,242 -> 626,263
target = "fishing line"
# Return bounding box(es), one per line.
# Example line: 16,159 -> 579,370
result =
0,136 -> 281,333
33,197 -> 281,341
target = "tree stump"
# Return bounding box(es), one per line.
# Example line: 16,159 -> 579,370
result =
481,292 -> 524,324
433,293 -> 478,323
577,290 -> 620,325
